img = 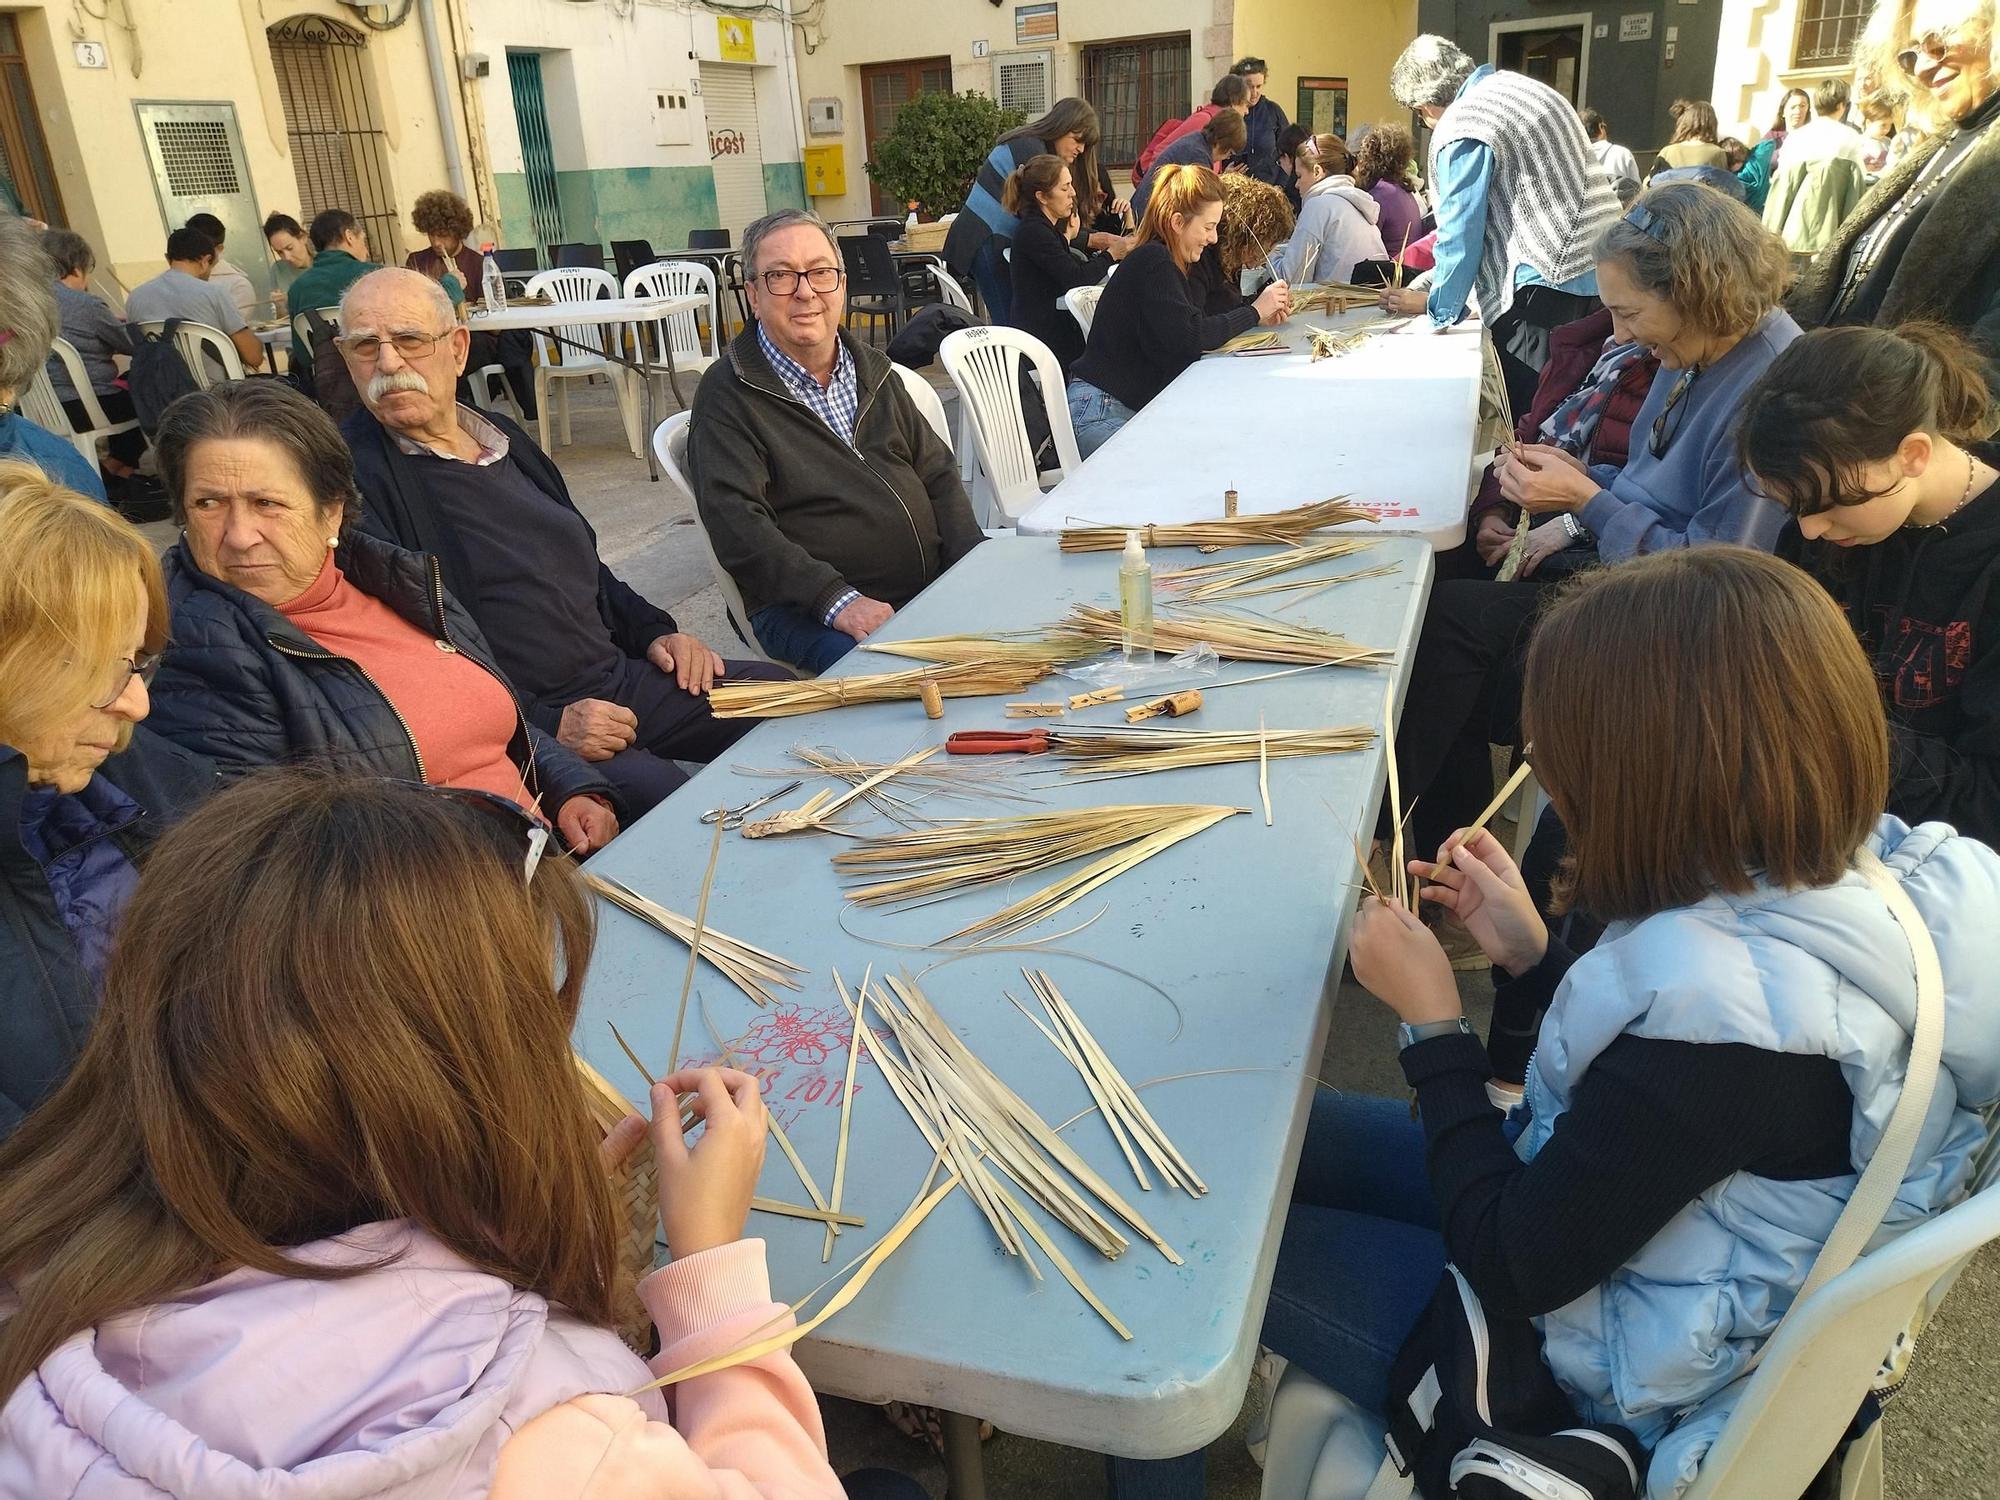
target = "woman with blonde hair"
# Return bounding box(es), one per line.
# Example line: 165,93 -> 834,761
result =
0,462 -> 213,1139
0,770 -> 894,1497
1791,0 -> 2000,387
1065,165 -> 1290,456
1272,132 -> 1388,286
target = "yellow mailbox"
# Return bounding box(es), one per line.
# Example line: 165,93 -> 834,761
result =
804,144 -> 846,198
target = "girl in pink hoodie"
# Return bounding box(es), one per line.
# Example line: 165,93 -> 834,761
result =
0,772 -> 875,1500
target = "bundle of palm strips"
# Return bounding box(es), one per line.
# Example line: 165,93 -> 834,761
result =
1059,497 -> 1377,553
834,803 -> 1241,942
707,658 -> 1049,719
1040,723 -> 1375,780
1067,604 -> 1393,667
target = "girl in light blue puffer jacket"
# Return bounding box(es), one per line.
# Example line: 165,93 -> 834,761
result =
1325,547 -> 2000,1500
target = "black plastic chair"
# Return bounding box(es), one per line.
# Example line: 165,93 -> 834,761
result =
493,247 -> 540,273
552,242 -> 605,270
611,239 -> 659,285
838,234 -> 916,344
688,228 -> 731,251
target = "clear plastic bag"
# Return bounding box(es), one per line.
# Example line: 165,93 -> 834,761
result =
1055,643 -> 1220,693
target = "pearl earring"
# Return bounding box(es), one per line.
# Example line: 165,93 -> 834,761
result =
327,536 -> 340,549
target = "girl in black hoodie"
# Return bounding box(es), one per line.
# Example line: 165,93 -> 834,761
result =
1739,322 -> 2000,844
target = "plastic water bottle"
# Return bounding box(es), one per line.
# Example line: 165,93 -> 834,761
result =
905,202 -> 920,238
481,244 -> 507,315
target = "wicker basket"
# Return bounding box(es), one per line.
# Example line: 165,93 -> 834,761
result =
575,1054 -> 664,1352
898,220 -> 950,254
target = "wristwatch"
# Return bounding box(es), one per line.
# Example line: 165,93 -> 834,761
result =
1560,512 -> 1593,544
1398,1016 -> 1474,1051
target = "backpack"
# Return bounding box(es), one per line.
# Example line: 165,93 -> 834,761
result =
299,306 -> 363,424
127,319 -> 202,434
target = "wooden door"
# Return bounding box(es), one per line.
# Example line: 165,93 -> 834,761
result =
861,56 -> 951,214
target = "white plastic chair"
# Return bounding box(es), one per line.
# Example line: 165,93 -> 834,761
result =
650,411 -> 773,662
16,367 -> 96,475
930,263 -> 976,318
131,319 -> 245,389
1063,284 -> 1104,340
888,362 -> 954,447
40,338 -> 142,477
1259,1156 -> 2000,1500
937,324 -> 1082,525
624,260 -> 723,394
468,364 -> 520,420
525,267 -> 639,457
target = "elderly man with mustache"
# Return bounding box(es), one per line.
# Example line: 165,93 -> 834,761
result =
338,268 -> 783,818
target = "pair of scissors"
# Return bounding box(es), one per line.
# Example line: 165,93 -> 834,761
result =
945,730 -> 1050,756
700,779 -> 804,828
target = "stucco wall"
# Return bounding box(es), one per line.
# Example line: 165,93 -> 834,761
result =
469,0 -> 801,252
11,0 -> 464,298
791,0 -> 1225,224
1232,0 -> 1418,141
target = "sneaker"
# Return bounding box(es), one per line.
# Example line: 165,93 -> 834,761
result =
1244,1346 -> 1288,1468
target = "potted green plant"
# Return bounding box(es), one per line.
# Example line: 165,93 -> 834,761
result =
865,90 -> 1026,219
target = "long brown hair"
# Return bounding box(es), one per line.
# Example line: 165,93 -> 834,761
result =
1667,97 -> 1721,144
1738,322 -> 1999,515
1523,549 -> 1888,921
1007,96 -> 1104,222
0,772 -> 616,1396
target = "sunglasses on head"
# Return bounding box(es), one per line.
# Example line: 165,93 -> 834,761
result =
410,782 -> 551,885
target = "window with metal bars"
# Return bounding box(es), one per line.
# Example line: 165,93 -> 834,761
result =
1082,35 -> 1191,169
266,16 -> 400,264
1794,0 -> 1874,68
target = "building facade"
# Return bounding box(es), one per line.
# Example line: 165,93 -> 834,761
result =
1415,0 -> 1727,158
1710,0 -> 1874,141
2,0 -> 469,304
791,0 -> 1414,223
464,0 -> 806,256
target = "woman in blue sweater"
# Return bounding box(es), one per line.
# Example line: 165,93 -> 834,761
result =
1392,182 -> 1798,862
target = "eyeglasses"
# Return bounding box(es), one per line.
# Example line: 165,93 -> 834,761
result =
336,329 -> 455,362
1649,366 -> 1701,459
414,783 -> 551,886
756,266 -> 844,297
1897,26 -> 1966,75
92,650 -> 160,710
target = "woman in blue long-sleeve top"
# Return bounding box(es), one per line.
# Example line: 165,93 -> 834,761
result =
1387,181 -> 1801,862
1374,36 -> 1621,418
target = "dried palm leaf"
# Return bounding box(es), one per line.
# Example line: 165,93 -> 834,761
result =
1305,319 -> 1400,362
859,630 -> 1103,668
1067,604 -> 1393,668
1035,723 -> 1375,781
1015,970 -> 1205,1197
737,744 -> 1034,818
1214,328 -> 1284,354
708,658 -> 1051,720
1159,538 -> 1386,601
1290,282 -> 1380,316
834,803 -> 1243,943
585,872 -> 806,1008
1059,497 -> 1377,553
738,746 -> 941,838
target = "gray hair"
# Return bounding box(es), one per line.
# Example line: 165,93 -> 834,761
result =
1389,35 -> 1477,110
338,266 -> 457,333
42,229 -> 95,280
0,215 -> 58,398
741,208 -> 840,279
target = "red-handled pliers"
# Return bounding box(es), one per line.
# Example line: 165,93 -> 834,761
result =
946,729 -> 1050,755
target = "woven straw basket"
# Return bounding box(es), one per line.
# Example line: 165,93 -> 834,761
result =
575,1054 -> 664,1352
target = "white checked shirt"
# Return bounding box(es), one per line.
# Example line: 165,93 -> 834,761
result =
389,403 -> 512,466
757,325 -> 858,449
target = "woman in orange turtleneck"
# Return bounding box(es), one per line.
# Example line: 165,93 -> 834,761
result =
144,381 -> 620,853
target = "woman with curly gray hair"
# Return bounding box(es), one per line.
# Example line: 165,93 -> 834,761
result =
0,215 -> 105,501
1377,34 -> 1621,419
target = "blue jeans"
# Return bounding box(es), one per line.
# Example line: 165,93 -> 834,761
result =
750,603 -> 856,676
1067,379 -> 1138,459
972,237 -> 1011,323
1106,1091 -> 1446,1499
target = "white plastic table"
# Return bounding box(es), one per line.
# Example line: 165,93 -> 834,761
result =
572,533 -> 1433,1493
1017,305 -> 1484,550
467,294 -> 704,478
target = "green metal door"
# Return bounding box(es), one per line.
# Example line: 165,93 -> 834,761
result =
506,51 -> 564,254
